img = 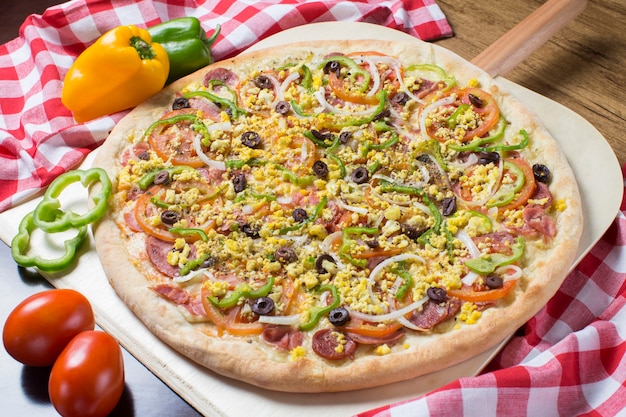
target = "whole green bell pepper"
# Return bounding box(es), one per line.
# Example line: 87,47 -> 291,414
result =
32,168 -> 112,233
11,212 -> 88,272
148,17 -> 221,84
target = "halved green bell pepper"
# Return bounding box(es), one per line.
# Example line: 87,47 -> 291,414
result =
148,17 -> 221,84
11,211 -> 88,272
32,168 -> 112,233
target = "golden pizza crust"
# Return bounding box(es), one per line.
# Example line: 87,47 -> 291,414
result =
93,38 -> 582,392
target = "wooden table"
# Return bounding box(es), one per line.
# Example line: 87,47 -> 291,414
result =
0,1 -> 624,416
435,0 -> 626,166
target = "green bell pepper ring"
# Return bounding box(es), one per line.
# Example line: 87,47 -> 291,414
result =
11,211 -> 88,272
148,18 -> 221,84
339,227 -> 378,268
391,261 -> 413,300
465,236 -> 525,275
208,276 -> 275,309
299,284 -> 340,331
32,168 -> 112,233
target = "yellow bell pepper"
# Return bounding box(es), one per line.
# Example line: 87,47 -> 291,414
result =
61,25 -> 170,123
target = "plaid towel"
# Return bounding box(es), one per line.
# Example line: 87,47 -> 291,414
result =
0,0 -> 452,212
357,166 -> 626,417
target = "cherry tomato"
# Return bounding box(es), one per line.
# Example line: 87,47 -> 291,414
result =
49,330 -> 125,417
2,289 -> 95,366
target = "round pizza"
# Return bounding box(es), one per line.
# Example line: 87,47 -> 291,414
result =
93,38 -> 583,392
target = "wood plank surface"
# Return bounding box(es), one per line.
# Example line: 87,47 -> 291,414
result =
435,0 -> 626,166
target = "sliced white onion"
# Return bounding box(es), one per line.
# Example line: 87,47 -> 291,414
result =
348,296 -> 428,323
419,94 -> 456,141
394,65 -> 426,105
280,71 -> 300,93
276,195 -> 293,205
264,74 -> 284,104
397,316 -> 429,331
456,229 -> 481,259
336,199 -> 368,215
313,87 -> 379,117
173,268 -> 208,284
353,56 -> 381,97
193,134 -> 226,170
368,253 -> 425,283
461,271 -> 480,286
320,231 -> 342,253
258,314 -> 301,326
448,153 -> 479,170
495,264 -> 523,281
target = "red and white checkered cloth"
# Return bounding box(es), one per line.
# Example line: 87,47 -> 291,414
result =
0,0 -> 452,212
357,167 -> 626,417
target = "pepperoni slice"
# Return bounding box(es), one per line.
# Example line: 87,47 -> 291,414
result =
406,298 -> 462,330
146,236 -> 180,277
311,329 -> 357,360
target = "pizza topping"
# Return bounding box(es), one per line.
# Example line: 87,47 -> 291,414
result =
328,307 -> 350,326
532,163 -> 551,183
311,329 -> 357,360
275,246 -> 297,263
251,297 -> 275,316
241,131 -> 262,148
485,275 -> 504,289
274,100 -> 291,115
426,287 -> 447,303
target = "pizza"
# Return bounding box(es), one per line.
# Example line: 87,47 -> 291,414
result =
92,38 -> 583,392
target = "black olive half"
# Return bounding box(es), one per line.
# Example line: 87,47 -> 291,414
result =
426,287 -> 447,303
275,246 -> 297,264
350,166 -> 369,184
160,210 -> 181,225
241,131 -> 262,148
315,254 -> 336,274
231,172 -> 247,193
485,275 -> 504,289
328,307 -> 350,326
313,160 -> 329,178
532,163 -> 551,184
275,100 -> 290,115
172,97 -> 190,110
254,75 -> 273,90
251,297 -> 275,315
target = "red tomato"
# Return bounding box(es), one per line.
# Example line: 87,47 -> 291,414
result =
2,289 -> 95,366
49,330 -> 125,417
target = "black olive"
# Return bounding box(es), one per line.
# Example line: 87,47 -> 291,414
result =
275,246 -> 297,263
365,239 -> 380,249
137,150 -> 151,161
441,197 -> 457,216
292,208 -> 308,223
391,92 -> 409,105
532,163 -> 551,183
153,170 -> 170,185
328,307 -> 350,326
339,131 -> 352,144
402,224 -> 427,240
254,75 -> 272,90
416,154 -> 431,164
231,172 -> 247,193
241,223 -> 260,238
160,210 -> 181,225
251,297 -> 275,316
241,131 -> 261,148
477,151 -> 500,165
315,254 -> 336,274
275,100 -> 290,115
427,287 -> 447,303
312,160 -> 329,178
373,109 -> 391,122
468,93 -> 484,108
350,166 -> 369,184
485,275 -> 504,289
311,129 -> 334,142
172,97 -> 190,110
323,60 -> 341,76
201,256 -> 218,268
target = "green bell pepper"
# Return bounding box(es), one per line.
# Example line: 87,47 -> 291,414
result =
208,276 -> 275,309
465,236 -> 525,275
148,17 -> 221,84
32,168 -> 112,233
11,211 -> 88,272
299,284 -> 340,331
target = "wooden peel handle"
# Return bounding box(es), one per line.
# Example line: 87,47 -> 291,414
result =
471,0 -> 588,76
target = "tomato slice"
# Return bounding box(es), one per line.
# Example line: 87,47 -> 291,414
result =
328,72 -> 379,105
447,279 -> 517,302
342,319 -> 403,338
134,183 -> 218,242
352,247 -> 405,259
458,88 -> 500,140
148,109 -> 206,168
426,88 -> 500,142
200,285 -> 266,336
496,158 -> 537,212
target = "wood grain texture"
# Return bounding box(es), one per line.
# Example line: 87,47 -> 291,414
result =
436,0 -> 626,166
